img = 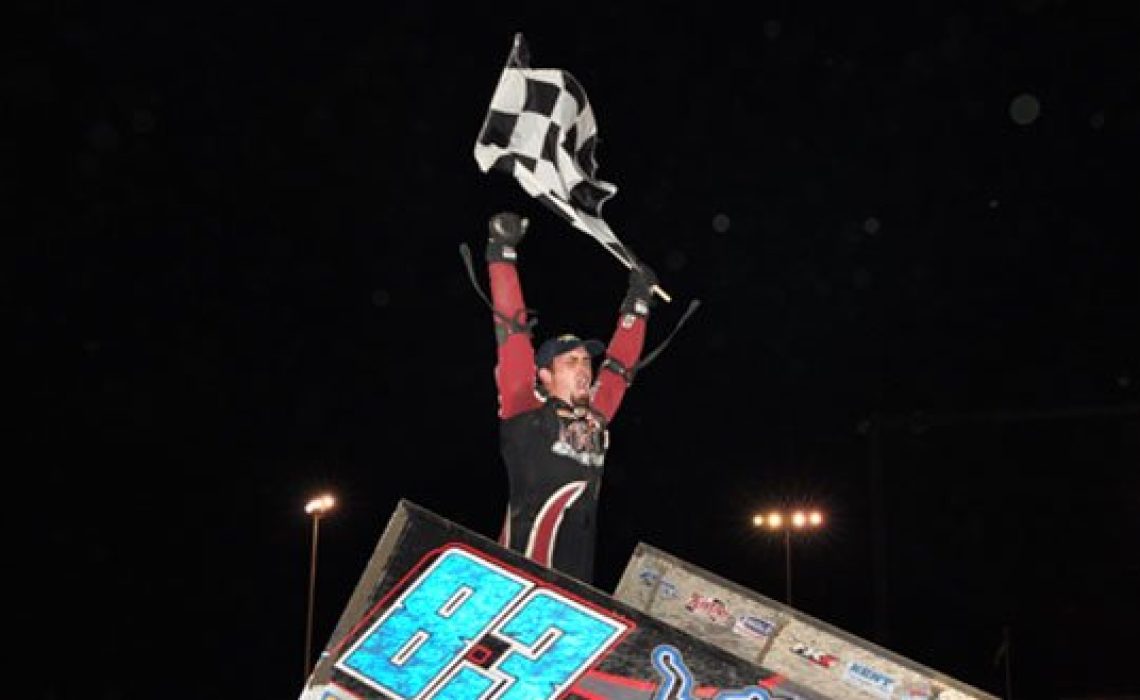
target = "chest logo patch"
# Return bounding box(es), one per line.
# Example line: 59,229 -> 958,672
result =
551,407 -> 607,467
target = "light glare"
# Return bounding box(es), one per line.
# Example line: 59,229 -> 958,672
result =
753,507 -> 826,531
305,493 -> 336,515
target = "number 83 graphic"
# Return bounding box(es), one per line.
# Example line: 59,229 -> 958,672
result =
336,547 -> 628,700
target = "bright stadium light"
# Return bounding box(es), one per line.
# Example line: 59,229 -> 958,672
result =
750,506 -> 826,606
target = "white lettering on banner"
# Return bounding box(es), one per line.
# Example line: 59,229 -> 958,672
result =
842,661 -> 897,699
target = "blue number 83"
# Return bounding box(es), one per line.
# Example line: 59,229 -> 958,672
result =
337,548 -> 626,699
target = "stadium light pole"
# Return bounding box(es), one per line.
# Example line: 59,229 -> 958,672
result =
751,509 -> 824,606
304,493 -> 336,682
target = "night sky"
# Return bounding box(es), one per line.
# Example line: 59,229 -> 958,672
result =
13,1 -> 1140,699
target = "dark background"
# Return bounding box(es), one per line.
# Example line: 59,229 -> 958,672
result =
10,1 -> 1140,698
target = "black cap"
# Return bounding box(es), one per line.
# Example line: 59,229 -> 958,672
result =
535,334 -> 605,369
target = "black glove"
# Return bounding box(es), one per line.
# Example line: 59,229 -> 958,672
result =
621,260 -> 657,318
486,212 -> 529,263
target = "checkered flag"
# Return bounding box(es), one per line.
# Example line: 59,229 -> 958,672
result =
474,33 -> 636,271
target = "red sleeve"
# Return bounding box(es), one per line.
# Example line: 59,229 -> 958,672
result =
489,261 -> 541,419
591,311 -> 647,423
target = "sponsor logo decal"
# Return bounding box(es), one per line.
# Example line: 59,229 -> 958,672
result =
790,642 -> 840,668
684,593 -> 734,625
902,679 -> 945,699
732,615 -> 777,639
842,661 -> 897,699
638,568 -> 679,598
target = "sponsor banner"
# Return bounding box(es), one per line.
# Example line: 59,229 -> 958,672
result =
613,545 -> 998,700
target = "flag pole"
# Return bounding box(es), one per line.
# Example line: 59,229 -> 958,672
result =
600,241 -> 672,304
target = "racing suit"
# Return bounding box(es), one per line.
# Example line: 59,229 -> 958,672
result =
489,254 -> 647,584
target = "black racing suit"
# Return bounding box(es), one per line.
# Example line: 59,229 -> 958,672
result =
489,252 -> 647,584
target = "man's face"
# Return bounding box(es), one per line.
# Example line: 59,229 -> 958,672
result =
540,347 -> 593,405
